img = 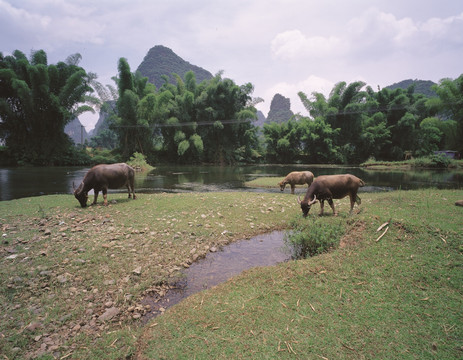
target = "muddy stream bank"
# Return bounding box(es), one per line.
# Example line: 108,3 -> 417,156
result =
141,230 -> 289,323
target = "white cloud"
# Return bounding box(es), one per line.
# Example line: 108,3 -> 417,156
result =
0,0 -> 50,31
257,75 -> 334,116
271,30 -> 345,61
348,8 -> 418,46
1,0 -> 462,130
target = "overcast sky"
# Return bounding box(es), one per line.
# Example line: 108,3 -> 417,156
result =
2,0 -> 462,130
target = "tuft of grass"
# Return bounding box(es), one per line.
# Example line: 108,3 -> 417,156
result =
284,217 -> 344,259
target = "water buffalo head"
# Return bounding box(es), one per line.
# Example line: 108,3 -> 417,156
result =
73,183 -> 88,208
298,195 -> 317,217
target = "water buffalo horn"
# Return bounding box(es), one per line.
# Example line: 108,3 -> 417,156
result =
72,182 -> 76,191
308,195 -> 317,205
297,196 -> 301,204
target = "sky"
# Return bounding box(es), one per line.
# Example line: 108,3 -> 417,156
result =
1,0 -> 463,131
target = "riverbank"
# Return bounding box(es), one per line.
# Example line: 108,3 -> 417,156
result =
360,156 -> 463,170
1,190 -> 462,359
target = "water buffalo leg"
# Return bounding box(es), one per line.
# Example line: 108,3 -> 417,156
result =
129,179 -> 136,199
102,188 -> 108,206
319,200 -> 325,216
291,185 -> 295,194
328,198 -> 337,215
93,190 -> 99,205
349,194 -> 360,213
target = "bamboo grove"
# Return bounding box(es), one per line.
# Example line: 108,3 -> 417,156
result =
1,49 -> 462,165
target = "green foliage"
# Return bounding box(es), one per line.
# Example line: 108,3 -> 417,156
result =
413,154 -> 452,168
263,118 -> 301,163
86,147 -> 121,164
3,47 -> 460,166
284,77 -> 463,164
127,151 -> 154,171
284,217 -> 343,259
427,74 -> 463,153
88,129 -> 118,149
114,58 -> 155,160
0,49 -> 93,165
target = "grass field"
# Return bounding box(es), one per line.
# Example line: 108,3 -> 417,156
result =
0,189 -> 462,359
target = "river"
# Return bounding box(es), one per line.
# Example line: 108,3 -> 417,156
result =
1,164 -> 462,201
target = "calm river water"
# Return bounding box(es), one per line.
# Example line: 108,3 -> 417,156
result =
1,164 -> 462,201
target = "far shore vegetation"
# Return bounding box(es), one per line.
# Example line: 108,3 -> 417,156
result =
1,49 -> 462,167
1,189 -> 461,359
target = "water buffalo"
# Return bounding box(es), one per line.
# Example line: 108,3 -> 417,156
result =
73,163 -> 136,207
279,171 -> 315,194
298,174 -> 364,217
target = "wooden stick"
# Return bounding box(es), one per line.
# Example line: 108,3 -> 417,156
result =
375,226 -> 389,242
376,221 -> 389,232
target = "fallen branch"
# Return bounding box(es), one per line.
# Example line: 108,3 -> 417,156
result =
308,301 -> 316,313
376,220 -> 390,232
375,226 -> 389,242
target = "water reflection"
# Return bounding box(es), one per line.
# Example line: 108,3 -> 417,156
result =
0,164 -> 462,201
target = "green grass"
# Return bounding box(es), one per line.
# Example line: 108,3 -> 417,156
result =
245,176 -> 310,192
140,189 -> 463,359
245,176 -> 281,188
1,189 -> 462,359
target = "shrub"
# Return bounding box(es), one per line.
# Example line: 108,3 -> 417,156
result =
411,154 -> 451,168
127,152 -> 154,171
284,217 -> 343,259
428,154 -> 451,168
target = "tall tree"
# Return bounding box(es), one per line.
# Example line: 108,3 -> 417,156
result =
299,116 -> 341,163
263,119 -> 301,163
299,81 -> 370,163
427,75 -> 463,154
0,50 -> 92,164
114,58 -> 154,159
196,72 -> 259,164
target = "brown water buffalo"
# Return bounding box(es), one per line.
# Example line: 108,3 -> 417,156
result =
279,171 -> 314,194
73,163 -> 136,207
298,174 -> 364,217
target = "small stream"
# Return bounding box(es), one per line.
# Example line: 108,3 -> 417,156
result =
141,230 -> 289,322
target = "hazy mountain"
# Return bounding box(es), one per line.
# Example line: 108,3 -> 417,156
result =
254,110 -> 266,127
266,94 -> 294,123
88,101 -> 116,138
137,45 -> 213,89
385,79 -> 437,97
65,117 -> 88,144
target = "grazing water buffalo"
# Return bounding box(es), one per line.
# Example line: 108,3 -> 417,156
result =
298,174 -> 364,217
279,171 -> 315,194
74,163 -> 136,207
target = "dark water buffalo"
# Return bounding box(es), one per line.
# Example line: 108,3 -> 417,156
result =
298,174 -> 364,217
279,171 -> 314,194
74,163 -> 136,207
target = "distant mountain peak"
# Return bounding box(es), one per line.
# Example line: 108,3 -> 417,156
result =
137,45 -> 213,89
385,79 -> 436,97
266,93 -> 294,123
